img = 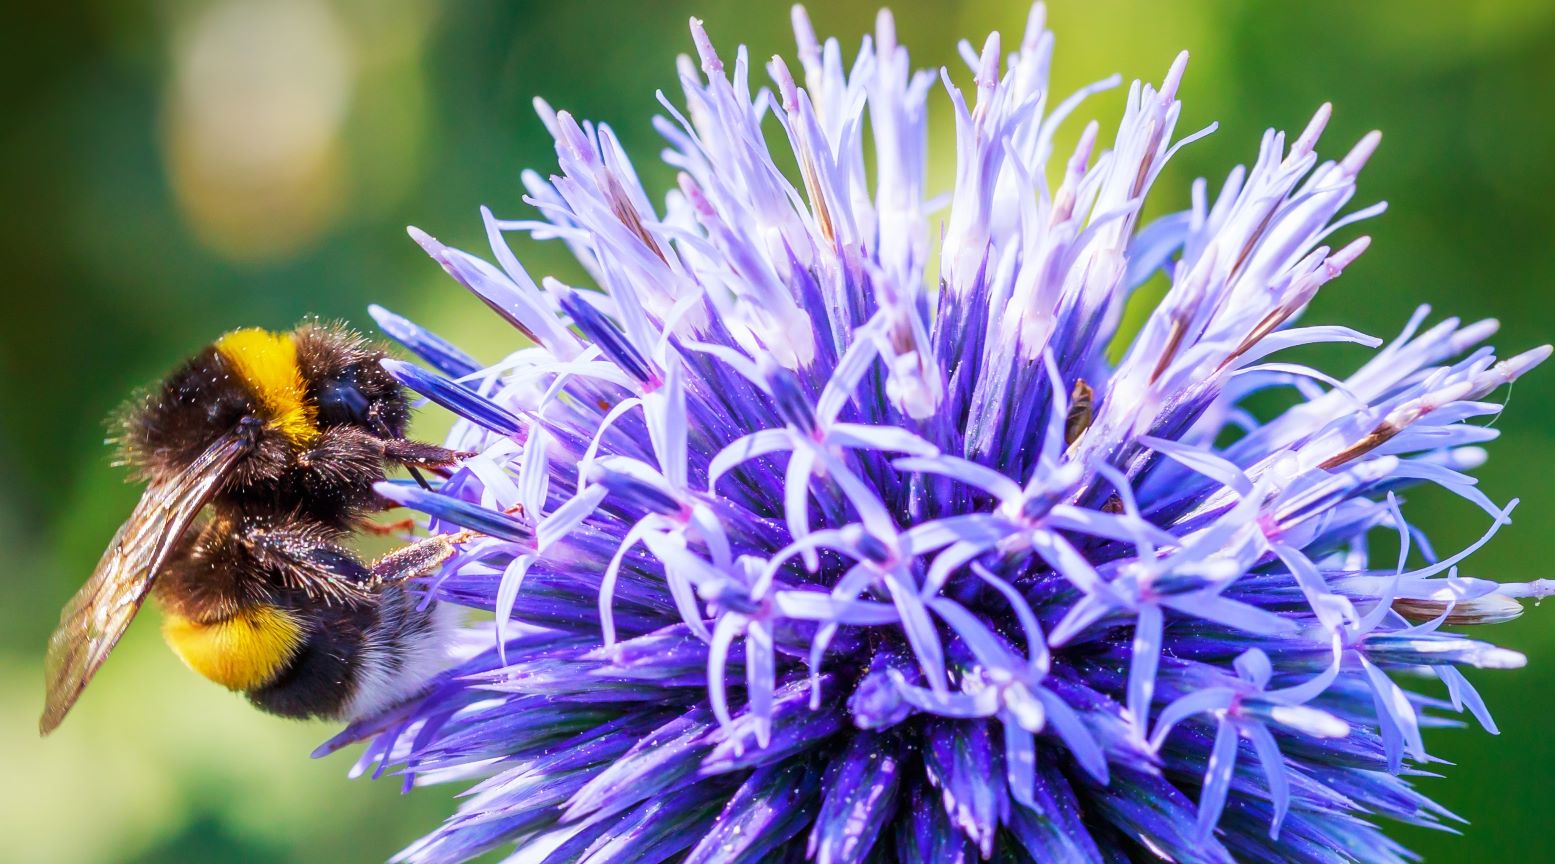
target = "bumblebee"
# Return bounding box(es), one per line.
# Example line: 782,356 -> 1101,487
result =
40,323 -> 466,735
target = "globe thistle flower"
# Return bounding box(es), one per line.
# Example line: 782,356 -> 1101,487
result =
329,6 -> 1551,862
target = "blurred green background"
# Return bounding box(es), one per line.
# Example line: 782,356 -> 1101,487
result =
3,1 -> 1552,861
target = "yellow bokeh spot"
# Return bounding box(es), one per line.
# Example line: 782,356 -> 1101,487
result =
164,0 -> 353,261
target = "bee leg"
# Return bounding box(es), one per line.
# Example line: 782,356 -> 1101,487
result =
368,532 -> 463,587
382,439 -> 472,489
234,519 -> 380,604
355,515 -> 418,537
382,439 -> 467,470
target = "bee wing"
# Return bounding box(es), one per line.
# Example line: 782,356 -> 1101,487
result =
40,431 -> 251,735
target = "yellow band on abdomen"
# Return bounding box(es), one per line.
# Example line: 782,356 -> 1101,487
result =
214,328 -> 319,446
162,605 -> 306,692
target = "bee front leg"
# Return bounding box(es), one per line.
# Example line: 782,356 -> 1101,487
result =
381,438 -> 471,491
381,438 -> 468,470
363,400 -> 467,486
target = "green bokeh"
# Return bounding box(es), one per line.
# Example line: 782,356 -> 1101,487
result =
3,1 -> 1551,861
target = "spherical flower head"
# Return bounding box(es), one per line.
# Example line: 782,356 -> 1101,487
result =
334,5 -> 1551,862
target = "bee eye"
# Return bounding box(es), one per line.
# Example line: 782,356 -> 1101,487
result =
316,376 -> 372,427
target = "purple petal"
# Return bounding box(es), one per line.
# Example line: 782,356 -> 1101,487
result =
807,733 -> 902,864
684,759 -> 822,864
1245,722 -> 1290,839
369,305 -> 482,378
382,359 -> 524,437
1127,604 -> 1164,736
1194,717 -> 1241,840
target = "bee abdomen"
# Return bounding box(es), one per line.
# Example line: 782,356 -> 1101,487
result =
246,589 -> 452,722
161,605 -> 306,693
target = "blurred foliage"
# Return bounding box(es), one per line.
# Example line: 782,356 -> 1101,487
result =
2,1 -> 1551,861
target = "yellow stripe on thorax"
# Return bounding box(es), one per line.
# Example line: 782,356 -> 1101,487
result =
214,328 -> 319,445
162,605 -> 306,692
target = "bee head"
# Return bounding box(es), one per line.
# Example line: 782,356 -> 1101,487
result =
294,322 -> 411,439
116,324 -> 426,524
121,330 -> 326,490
